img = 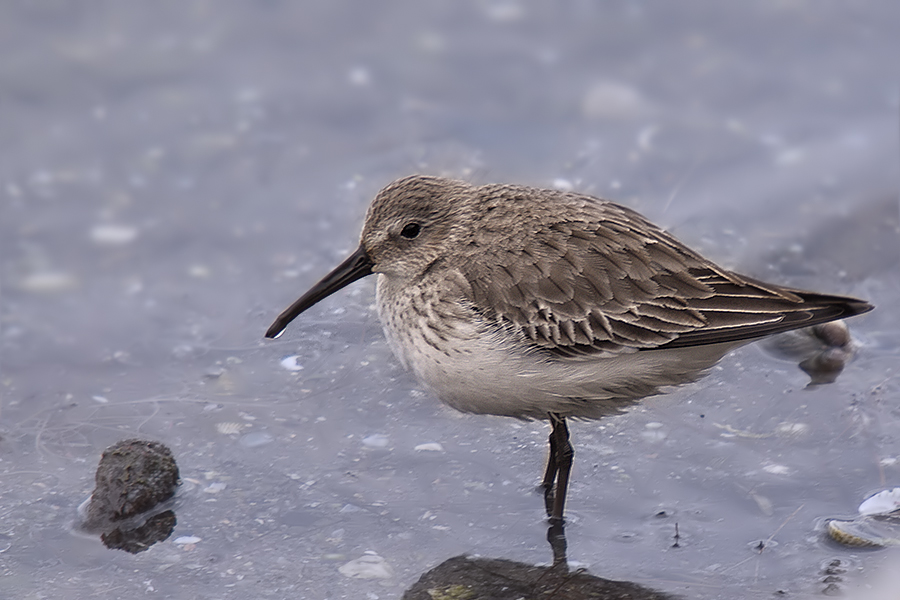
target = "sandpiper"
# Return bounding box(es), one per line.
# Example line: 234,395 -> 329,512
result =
266,175 -> 873,523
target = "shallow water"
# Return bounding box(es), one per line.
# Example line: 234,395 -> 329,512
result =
2,2 -> 899,598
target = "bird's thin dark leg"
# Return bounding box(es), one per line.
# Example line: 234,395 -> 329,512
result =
549,414 -> 573,524
541,417 -> 560,516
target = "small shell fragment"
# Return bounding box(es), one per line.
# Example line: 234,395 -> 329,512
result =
859,488 -> 900,516
826,517 -> 900,548
826,488 -> 900,548
216,422 -> 243,435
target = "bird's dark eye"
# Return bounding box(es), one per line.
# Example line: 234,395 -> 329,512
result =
400,222 -> 421,239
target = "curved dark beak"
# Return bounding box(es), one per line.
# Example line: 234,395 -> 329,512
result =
265,245 -> 374,339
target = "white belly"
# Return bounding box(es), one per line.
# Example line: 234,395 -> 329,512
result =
375,274 -> 736,420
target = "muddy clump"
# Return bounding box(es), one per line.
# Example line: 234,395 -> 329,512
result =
79,439 -> 180,553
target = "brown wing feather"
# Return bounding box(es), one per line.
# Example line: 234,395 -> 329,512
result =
460,184 -> 871,356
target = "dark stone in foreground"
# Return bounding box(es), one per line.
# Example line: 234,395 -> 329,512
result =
81,439 -> 180,553
86,439 -> 179,524
402,555 -> 676,600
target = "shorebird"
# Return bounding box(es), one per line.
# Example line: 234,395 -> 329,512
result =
266,175 -> 873,524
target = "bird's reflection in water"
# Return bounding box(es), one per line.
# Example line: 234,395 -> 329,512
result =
95,510 -> 177,554
762,321 -> 860,386
403,524 -> 675,600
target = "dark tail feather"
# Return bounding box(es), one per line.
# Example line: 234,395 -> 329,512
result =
657,290 -> 873,350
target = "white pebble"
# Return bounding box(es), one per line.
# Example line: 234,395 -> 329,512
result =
280,355 -> 304,371
362,434 -> 389,448
640,426 -> 667,443
19,271 -> 76,293
582,80 -> 651,119
240,431 -> 274,447
188,264 -> 211,278
338,553 -> 394,579
414,442 -> 444,452
90,224 -> 138,245
762,464 -> 791,476
775,422 -> 809,436
174,536 -> 201,545
552,178 -> 573,191
348,66 -> 371,86
204,482 -> 227,494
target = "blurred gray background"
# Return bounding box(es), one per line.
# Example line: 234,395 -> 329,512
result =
1,2 -> 898,598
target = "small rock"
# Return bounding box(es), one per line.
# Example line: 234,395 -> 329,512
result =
79,439 -> 180,554
84,439 -> 180,526
339,552 -> 394,579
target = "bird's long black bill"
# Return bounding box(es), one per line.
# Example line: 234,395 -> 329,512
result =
265,245 -> 374,339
